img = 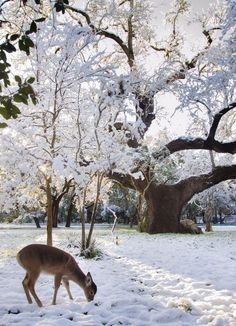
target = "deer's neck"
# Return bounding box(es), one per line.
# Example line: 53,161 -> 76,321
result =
69,265 -> 87,289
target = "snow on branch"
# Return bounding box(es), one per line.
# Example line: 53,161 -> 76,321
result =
207,102 -> 236,142
151,103 -> 236,158
63,4 -> 131,63
177,164 -> 236,203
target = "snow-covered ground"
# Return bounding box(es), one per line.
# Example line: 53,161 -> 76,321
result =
0,225 -> 236,326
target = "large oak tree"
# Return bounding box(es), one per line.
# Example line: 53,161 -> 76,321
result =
0,0 -> 235,234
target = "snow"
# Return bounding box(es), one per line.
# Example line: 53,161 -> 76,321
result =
0,226 -> 236,325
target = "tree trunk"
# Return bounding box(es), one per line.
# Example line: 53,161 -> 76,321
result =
110,165 -> 236,234
52,197 -> 59,228
33,216 -> 41,228
145,183 -> 183,233
204,203 -> 214,232
65,200 -> 74,227
46,178 -> 53,246
80,207 -> 86,253
86,174 -> 103,249
79,189 -> 87,255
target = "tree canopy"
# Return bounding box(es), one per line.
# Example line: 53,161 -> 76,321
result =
0,0 -> 235,234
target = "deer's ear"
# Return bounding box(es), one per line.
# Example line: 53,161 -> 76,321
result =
85,272 -> 92,286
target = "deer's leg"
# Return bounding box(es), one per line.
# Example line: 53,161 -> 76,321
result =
28,271 -> 42,307
62,277 -> 73,300
22,272 -> 33,304
52,274 -> 62,305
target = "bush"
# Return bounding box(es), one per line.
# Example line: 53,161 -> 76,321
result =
61,236 -> 103,259
80,239 -> 103,259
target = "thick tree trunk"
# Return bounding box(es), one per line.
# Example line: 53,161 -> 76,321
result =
145,184 -> 183,233
145,166 -> 236,233
110,165 -> 236,234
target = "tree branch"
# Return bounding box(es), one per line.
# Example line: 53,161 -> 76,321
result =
108,171 -> 146,192
176,165 -> 236,203
64,4 -> 131,61
207,102 -> 236,142
0,0 -> 13,9
165,137 -> 236,155
162,26 -> 222,88
153,102 -> 236,157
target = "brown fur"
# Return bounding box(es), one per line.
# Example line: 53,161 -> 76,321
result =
17,244 -> 97,307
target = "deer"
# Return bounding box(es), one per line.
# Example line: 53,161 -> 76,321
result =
16,244 -> 97,307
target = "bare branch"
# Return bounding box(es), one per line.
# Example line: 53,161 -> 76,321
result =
165,137 -> 236,155
202,27 -> 221,46
207,102 -> 236,142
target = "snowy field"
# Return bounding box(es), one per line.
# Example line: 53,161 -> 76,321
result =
0,225 -> 236,326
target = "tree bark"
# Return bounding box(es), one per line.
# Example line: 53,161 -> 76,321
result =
33,216 -> 41,228
51,179 -> 74,228
46,178 -> 53,246
65,199 -> 74,227
146,165 -> 236,233
80,189 -> 87,254
145,183 -> 183,233
110,165 -> 236,233
52,197 -> 59,228
86,174 -> 103,249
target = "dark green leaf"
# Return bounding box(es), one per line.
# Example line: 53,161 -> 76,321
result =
35,17 -> 46,23
30,95 -> 37,105
27,77 -> 35,84
18,39 -> 26,52
7,101 -> 21,118
15,75 -> 22,85
26,21 -> 37,35
20,84 -> 34,96
0,122 -> 8,128
25,36 -> 34,48
55,3 -> 65,14
0,51 -> 7,62
10,34 -> 20,41
31,21 -> 37,33
13,94 -> 28,105
0,63 -> 7,73
0,106 -> 11,119
55,3 -> 61,12
3,42 -> 16,53
18,37 -> 31,55
0,63 -> 6,71
3,76 -> 10,87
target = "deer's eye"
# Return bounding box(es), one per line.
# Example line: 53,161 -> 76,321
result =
89,291 -> 94,296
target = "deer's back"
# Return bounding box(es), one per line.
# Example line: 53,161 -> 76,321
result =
17,244 -> 77,275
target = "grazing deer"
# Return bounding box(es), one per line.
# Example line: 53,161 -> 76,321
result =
16,244 -> 97,307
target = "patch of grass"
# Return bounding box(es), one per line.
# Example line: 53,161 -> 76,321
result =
80,240 -> 103,260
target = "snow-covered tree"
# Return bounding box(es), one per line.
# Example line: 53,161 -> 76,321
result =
0,0 -> 235,235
